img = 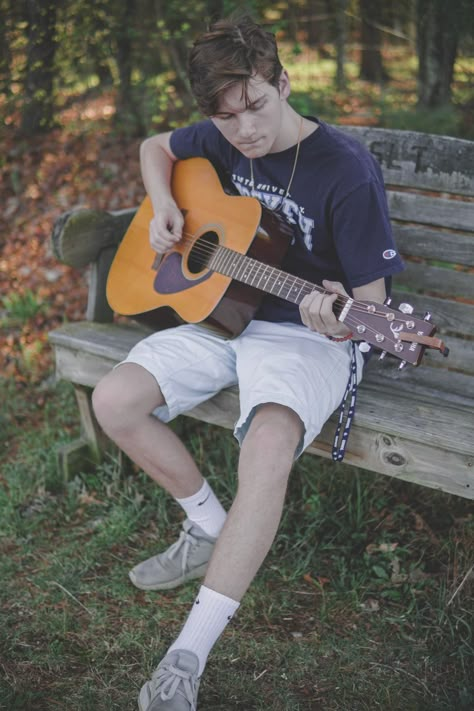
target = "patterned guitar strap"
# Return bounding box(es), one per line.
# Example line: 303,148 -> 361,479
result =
332,340 -> 359,462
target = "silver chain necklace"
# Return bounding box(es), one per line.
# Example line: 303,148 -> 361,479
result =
249,116 -> 304,211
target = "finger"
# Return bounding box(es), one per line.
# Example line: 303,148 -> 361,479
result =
150,218 -> 181,251
322,279 -> 348,297
300,291 -> 339,333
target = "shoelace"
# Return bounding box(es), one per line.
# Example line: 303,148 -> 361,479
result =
165,529 -> 198,575
154,662 -> 198,710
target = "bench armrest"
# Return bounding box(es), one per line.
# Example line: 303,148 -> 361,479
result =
52,207 -> 137,323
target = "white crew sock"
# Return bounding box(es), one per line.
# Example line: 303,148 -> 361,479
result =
168,585 -> 240,676
176,479 -> 227,538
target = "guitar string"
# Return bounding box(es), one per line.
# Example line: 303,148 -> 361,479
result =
166,231 -> 411,324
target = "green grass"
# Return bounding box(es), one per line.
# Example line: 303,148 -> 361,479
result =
1,376 -> 473,709
2,289 -> 45,324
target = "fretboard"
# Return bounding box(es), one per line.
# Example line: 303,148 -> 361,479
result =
209,244 -> 340,310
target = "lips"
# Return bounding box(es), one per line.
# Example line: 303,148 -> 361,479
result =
239,138 -> 262,148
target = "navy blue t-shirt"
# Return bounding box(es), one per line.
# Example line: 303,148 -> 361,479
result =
170,118 -> 404,326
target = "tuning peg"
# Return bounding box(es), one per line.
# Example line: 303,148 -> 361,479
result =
379,351 -> 387,360
399,303 -> 414,315
424,311 -> 432,322
359,342 -> 372,354
398,360 -> 407,370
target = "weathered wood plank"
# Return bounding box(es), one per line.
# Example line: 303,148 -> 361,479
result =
185,387 -> 474,500
387,191 -> 474,232
365,360 -> 474,408
393,333 -> 474,374
395,262 -> 474,302
393,224 -> 474,268
339,126 -> 474,197
49,321 -> 152,363
49,323 -> 474,454
390,290 -> 474,337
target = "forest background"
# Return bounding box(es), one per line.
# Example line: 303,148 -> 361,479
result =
1,1 -> 473,709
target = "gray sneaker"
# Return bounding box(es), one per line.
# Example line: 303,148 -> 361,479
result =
129,519 -> 216,591
138,649 -> 200,711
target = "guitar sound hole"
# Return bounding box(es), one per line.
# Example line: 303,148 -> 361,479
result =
187,231 -> 219,274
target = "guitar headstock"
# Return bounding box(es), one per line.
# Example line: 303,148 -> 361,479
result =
343,298 -> 449,367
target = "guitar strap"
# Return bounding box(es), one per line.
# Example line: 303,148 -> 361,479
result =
331,341 -> 359,462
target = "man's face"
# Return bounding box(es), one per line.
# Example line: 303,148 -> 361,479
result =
211,72 -> 290,157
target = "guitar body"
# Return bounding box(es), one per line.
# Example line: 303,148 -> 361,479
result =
106,158 -> 292,336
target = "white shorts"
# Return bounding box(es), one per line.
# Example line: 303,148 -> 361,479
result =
119,321 -> 364,457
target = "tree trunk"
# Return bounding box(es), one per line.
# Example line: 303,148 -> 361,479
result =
359,0 -> 389,83
115,0 -> 145,135
0,0 -> 13,97
335,0 -> 348,90
416,0 -> 458,107
21,0 -> 57,134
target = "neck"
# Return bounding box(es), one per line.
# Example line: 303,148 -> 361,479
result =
268,108 -> 317,154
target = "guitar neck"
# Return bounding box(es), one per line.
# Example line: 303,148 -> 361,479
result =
209,244 -> 339,310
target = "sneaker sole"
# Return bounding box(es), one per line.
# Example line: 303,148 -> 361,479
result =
128,562 -> 209,591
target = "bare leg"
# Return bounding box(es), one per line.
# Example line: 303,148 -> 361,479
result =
204,403 -> 303,601
92,363 -> 203,499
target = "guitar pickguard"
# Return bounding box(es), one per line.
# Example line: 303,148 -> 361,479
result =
153,252 -> 213,294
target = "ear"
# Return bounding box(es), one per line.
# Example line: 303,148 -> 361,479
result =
278,70 -> 291,100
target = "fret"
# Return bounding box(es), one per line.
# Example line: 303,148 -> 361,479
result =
221,247 -> 238,277
294,280 -> 308,304
256,263 -> 272,290
269,270 -> 287,297
249,259 -> 267,287
276,272 -> 290,297
234,252 -> 251,282
281,275 -> 299,301
286,278 -> 304,303
210,246 -> 225,272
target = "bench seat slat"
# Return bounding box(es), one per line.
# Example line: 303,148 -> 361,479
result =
49,322 -> 474,457
186,385 -> 473,499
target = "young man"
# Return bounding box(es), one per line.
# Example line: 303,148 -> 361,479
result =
92,16 -> 404,711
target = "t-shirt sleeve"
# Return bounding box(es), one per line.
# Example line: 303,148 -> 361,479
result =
170,121 -> 230,171
332,179 -> 404,288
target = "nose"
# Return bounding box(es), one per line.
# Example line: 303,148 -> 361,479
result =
237,112 -> 257,141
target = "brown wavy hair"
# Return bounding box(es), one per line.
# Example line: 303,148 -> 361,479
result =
188,16 -> 283,116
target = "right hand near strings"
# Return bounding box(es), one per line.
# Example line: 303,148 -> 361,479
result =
149,200 -> 184,253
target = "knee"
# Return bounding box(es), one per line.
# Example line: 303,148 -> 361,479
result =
242,404 -> 303,467
92,374 -> 128,436
92,365 -> 163,437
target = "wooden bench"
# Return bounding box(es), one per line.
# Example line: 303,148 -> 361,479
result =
49,126 -> 474,499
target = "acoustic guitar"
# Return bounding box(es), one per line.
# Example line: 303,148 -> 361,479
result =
106,158 -> 448,367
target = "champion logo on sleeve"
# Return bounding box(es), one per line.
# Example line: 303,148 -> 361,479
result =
382,249 -> 397,260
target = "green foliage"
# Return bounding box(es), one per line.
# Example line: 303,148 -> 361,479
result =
1,0 -> 473,137
2,288 -> 44,323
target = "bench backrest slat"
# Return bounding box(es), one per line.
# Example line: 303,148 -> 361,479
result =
393,290 -> 474,336
387,192 -> 473,233
339,126 -> 474,196
393,225 -> 474,267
